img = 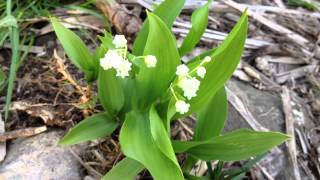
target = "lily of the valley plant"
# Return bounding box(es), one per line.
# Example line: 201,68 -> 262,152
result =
51,0 -> 289,179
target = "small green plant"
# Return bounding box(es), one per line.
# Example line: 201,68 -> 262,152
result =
52,0 -> 289,179
1,0 -> 20,121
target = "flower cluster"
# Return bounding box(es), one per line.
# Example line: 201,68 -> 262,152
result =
100,35 -> 158,78
173,56 -> 212,114
100,35 -> 132,78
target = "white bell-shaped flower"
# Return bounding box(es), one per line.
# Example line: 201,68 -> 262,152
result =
178,77 -> 200,100
100,50 -> 123,70
196,67 -> 206,78
175,100 -> 190,114
116,59 -> 132,78
176,64 -> 189,77
203,56 -> 212,63
100,49 -> 132,78
113,35 -> 127,48
144,55 -> 157,68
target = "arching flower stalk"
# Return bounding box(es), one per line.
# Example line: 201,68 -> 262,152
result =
100,35 -> 158,78
171,56 -> 212,114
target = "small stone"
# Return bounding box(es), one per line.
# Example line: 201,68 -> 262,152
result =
0,130 -> 82,180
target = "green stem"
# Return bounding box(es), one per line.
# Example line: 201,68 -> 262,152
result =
206,161 -> 214,177
212,161 -> 224,179
170,86 -> 178,101
6,0 -> 11,15
4,0 -> 20,120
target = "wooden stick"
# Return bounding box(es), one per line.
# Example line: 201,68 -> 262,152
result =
0,114 -> 6,161
275,65 -> 318,84
95,0 -> 142,37
281,86 -> 301,180
0,126 -> 47,142
241,62 -> 281,91
70,149 -> 102,179
273,0 -> 286,8
223,0 -> 310,47
129,0 -> 320,18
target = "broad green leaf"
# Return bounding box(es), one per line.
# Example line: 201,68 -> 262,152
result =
51,18 -> 95,81
188,11 -> 248,114
188,48 -> 216,65
92,32 -> 114,79
135,12 -> 180,108
194,87 -> 227,140
173,129 -> 289,161
59,112 -> 118,146
183,87 -> 227,171
98,68 -> 125,115
120,110 -> 184,180
179,0 -> 211,56
102,158 -> 144,180
98,32 -> 114,49
133,0 -> 185,55
149,106 -> 179,166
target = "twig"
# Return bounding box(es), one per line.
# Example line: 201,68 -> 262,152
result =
223,0 -> 310,48
53,50 -> 91,116
130,0 -> 320,18
178,119 -> 194,135
256,163 -> 276,180
70,149 -> 102,179
241,62 -> 281,91
225,87 -> 269,132
0,113 -> 6,161
281,86 -> 301,180
172,26 -> 271,49
3,43 -> 45,54
0,126 -> 47,142
95,0 -> 142,37
273,0 -> 286,8
275,65 -> 318,84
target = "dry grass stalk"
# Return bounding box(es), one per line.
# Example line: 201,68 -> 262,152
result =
281,86 -> 301,180
53,50 -> 91,116
223,0 -> 310,47
0,126 -> 47,142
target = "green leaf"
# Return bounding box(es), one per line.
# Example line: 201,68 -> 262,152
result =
133,0 -> 185,55
135,12 -> 180,108
0,66 -> 6,92
188,11 -> 248,114
59,112 -> 118,146
92,32 -> 114,79
120,110 -> 184,180
194,87 -> 227,140
173,129 -> 289,161
102,158 -> 144,180
179,0 -> 211,56
5,24 -> 20,120
0,15 -> 17,28
184,173 -> 210,180
149,106 -> 179,165
98,68 -> 125,115
225,153 -> 266,179
51,18 -> 95,81
287,0 -> 318,11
